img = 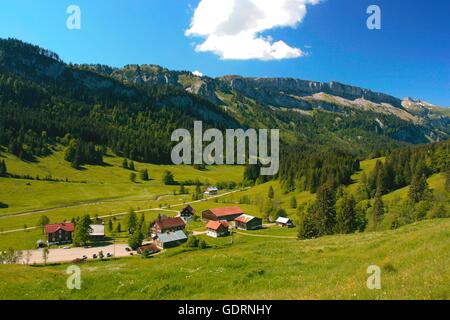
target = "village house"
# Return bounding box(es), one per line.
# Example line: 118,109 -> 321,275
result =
206,220 -> 230,238
178,205 -> 195,222
155,230 -> 188,249
204,186 -> 218,196
275,217 -> 294,228
137,243 -> 160,255
89,224 -> 105,241
202,206 -> 244,222
234,214 -> 263,231
45,223 -> 75,245
151,216 -> 186,234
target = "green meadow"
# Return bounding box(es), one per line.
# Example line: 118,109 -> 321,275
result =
0,149 -> 449,300
0,219 -> 448,300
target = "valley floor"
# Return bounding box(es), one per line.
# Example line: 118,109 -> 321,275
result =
0,219 -> 448,300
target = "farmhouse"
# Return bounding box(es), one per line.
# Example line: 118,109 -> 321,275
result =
152,217 -> 186,234
204,186 -> 218,196
276,217 -> 294,228
178,205 -> 195,221
235,215 -> 263,231
45,223 -> 75,245
155,230 -> 188,249
202,206 -> 244,222
137,243 -> 160,255
89,224 -> 105,240
206,220 -> 230,238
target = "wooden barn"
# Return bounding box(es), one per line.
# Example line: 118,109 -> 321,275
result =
45,223 -> 75,245
155,231 -> 188,249
206,220 -> 230,238
151,217 -> 186,234
137,243 -> 160,255
178,205 -> 195,221
202,206 -> 244,222
275,217 -> 294,228
234,214 -> 263,231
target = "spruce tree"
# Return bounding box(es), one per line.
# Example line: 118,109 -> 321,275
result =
140,169 -> 149,181
129,161 -> 135,171
290,196 -> 297,209
408,174 -> 431,203
125,209 -> 138,234
314,182 -> 336,236
0,160 -> 7,176
372,183 -> 384,230
72,215 -> 92,247
122,158 -> 129,169
335,194 -> 357,234
268,186 -> 274,199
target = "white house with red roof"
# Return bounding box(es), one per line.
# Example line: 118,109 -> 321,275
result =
206,220 -> 230,238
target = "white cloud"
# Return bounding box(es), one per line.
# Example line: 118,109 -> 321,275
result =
185,0 -> 320,60
192,70 -> 204,77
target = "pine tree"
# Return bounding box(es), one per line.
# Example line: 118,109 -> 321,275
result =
130,172 -> 136,183
290,196 -> 297,209
268,186 -> 274,199
115,222 -> 122,233
124,209 -> 138,234
128,229 -> 144,250
335,194 -> 357,234
372,183 -> 384,230
408,174 -> 431,204
0,160 -> 7,176
122,158 -> 129,169
140,169 -> 149,181
314,182 -> 336,236
72,215 -> 92,247
129,161 -> 135,171
107,219 -> 113,233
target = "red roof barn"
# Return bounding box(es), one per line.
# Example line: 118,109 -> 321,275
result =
202,206 -> 244,222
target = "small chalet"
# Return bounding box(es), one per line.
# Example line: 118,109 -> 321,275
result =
45,223 -> 75,245
137,243 -> 160,255
276,217 -> 294,228
152,217 -> 186,234
206,220 -> 230,238
234,214 -> 263,231
155,230 -> 188,249
204,187 -> 218,196
202,206 -> 244,222
89,224 -> 105,240
178,205 -> 196,221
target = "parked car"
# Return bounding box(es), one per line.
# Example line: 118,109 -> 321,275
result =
106,253 -> 112,258
92,254 -> 97,259
125,247 -> 131,252
63,246 -> 71,250
82,255 -> 88,260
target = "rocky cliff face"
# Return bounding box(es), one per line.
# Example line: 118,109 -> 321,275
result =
219,76 -> 402,108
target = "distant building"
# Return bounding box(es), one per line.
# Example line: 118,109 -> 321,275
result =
204,187 -> 218,196
206,220 -> 230,238
275,217 -> 294,228
45,223 -> 75,245
202,206 -> 244,222
89,224 -> 105,240
235,215 -> 263,231
178,205 -> 195,221
152,217 -> 186,234
137,244 -> 160,255
155,231 -> 188,249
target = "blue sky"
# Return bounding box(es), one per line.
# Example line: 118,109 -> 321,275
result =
0,0 -> 449,106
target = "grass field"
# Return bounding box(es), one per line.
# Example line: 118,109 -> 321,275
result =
0,219 -> 448,300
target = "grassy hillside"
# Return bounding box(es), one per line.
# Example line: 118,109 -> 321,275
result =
0,219 -> 448,300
